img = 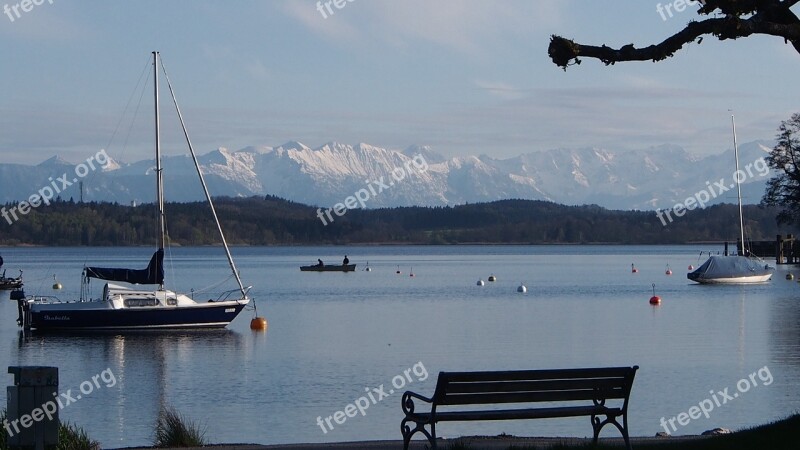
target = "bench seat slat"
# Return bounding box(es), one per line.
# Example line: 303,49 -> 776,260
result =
409,405 -> 622,422
445,378 -> 628,394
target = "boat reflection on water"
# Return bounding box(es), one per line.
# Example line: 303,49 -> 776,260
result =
16,329 -> 247,445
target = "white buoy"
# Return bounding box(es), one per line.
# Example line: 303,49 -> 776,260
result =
488,274 -> 497,282
477,279 -> 485,286
365,262 -> 371,272
52,274 -> 62,290
517,283 -> 527,293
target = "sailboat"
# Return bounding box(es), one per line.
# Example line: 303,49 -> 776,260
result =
17,52 -> 252,330
0,270 -> 23,290
687,115 -> 774,284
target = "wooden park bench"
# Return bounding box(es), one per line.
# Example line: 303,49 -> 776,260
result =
401,366 -> 638,450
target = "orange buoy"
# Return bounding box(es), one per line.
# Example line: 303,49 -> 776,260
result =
649,283 -> 661,305
631,263 -> 638,273
250,316 -> 267,331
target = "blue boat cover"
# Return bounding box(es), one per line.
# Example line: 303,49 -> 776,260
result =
85,249 -> 164,285
688,255 -> 772,280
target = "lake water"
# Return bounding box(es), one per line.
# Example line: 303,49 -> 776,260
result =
0,245 -> 798,447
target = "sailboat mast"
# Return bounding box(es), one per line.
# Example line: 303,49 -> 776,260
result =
154,51 -> 166,288
731,114 -> 746,256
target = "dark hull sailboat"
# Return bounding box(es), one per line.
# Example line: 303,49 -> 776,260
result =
19,52 -> 252,332
24,296 -> 248,330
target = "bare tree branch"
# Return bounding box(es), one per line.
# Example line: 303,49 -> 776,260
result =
549,0 -> 800,69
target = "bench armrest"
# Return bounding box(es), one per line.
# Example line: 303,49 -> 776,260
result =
402,390 -> 434,415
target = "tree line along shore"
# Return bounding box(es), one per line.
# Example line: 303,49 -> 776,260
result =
0,196 -> 796,247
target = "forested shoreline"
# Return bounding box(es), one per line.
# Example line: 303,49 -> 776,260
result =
0,196 -> 795,246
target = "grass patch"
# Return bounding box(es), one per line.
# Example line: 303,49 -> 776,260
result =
445,441 -> 473,450
58,422 -> 99,450
154,406 -> 207,448
0,410 -> 98,450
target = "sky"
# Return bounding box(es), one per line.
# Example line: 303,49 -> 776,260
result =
1,0 -> 799,165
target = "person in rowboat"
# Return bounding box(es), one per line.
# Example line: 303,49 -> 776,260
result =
342,255 -> 349,266
317,258 -> 324,267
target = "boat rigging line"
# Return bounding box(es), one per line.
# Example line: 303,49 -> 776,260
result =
158,55 -> 249,301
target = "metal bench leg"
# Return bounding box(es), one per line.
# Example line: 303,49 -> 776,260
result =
401,418 -> 435,450
592,414 -> 632,450
591,415 -> 602,445
622,414 -> 632,450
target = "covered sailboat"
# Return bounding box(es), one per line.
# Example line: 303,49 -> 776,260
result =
18,52 -> 252,331
687,255 -> 773,284
688,114 -> 774,284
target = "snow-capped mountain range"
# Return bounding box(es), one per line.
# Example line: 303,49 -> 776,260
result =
0,141 -> 774,211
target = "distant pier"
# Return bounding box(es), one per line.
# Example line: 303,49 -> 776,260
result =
736,234 -> 797,265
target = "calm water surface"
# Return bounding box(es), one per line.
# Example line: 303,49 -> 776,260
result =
0,245 -> 798,447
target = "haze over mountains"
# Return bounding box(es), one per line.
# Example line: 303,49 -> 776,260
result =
0,141 -> 774,211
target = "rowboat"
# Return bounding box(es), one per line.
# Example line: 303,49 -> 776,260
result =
300,264 -> 356,272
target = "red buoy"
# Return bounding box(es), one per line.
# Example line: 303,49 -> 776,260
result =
631,263 -> 638,273
665,264 -> 672,275
649,283 -> 661,305
688,265 -> 694,271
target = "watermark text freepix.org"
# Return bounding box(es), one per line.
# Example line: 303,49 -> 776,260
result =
316,154 -> 429,226
656,156 -> 768,227
3,0 -> 54,23
659,365 -> 773,434
316,0 -> 355,19
3,368 -> 117,438
656,0 -> 705,22
316,361 -> 428,434
1,149 -> 111,226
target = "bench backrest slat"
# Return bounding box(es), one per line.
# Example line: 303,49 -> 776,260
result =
433,367 -> 638,406
444,378 -> 628,394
